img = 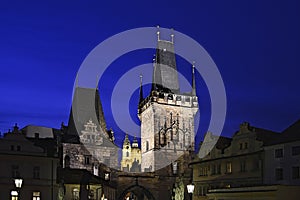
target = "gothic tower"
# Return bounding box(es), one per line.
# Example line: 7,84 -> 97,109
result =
138,30 -> 199,172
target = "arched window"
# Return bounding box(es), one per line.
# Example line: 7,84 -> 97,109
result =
64,155 -> 70,168
126,151 -> 129,157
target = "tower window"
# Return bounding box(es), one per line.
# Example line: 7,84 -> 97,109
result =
126,152 -> 129,157
146,141 -> 149,151
84,155 -> 91,165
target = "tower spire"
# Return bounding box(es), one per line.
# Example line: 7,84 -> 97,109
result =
139,74 -> 144,104
156,25 -> 160,41
124,133 -> 130,146
192,61 -> 196,95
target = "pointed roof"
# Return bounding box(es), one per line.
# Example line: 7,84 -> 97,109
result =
151,39 -> 179,94
264,119 -> 300,146
67,87 -> 107,137
123,133 -> 130,146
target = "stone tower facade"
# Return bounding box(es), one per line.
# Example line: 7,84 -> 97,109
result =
120,134 -> 142,172
138,33 -> 199,172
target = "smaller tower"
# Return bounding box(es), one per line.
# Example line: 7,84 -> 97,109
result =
121,134 -> 131,171
120,134 -> 141,172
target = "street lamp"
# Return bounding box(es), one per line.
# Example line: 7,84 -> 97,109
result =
14,179 -> 23,188
186,183 -> 194,200
104,172 -> 110,181
172,161 -> 178,175
14,178 -> 23,199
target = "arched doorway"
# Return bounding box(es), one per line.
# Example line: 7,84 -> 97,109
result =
119,185 -> 155,200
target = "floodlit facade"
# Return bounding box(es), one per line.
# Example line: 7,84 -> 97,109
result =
138,33 -> 198,172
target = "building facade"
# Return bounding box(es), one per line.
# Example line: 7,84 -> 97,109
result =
191,120 -> 300,200
190,122 -> 278,199
0,124 -> 59,200
264,120 -> 300,186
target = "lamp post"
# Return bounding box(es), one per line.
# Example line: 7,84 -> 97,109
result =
186,183 -> 194,200
14,178 -> 23,200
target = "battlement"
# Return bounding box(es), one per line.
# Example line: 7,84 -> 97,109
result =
138,91 -> 198,114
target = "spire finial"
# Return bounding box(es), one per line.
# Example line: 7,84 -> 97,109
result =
140,74 -> 143,85
96,75 -> 99,89
139,74 -> 144,105
192,61 -> 195,74
192,61 -> 196,95
170,28 -> 174,43
156,25 -> 160,41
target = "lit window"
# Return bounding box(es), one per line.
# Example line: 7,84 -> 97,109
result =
275,149 -> 283,158
32,191 -> 40,200
226,162 -> 232,173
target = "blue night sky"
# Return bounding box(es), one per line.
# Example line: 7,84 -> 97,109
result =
0,0 -> 299,148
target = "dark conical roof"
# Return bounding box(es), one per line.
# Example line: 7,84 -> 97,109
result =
67,87 -> 107,136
